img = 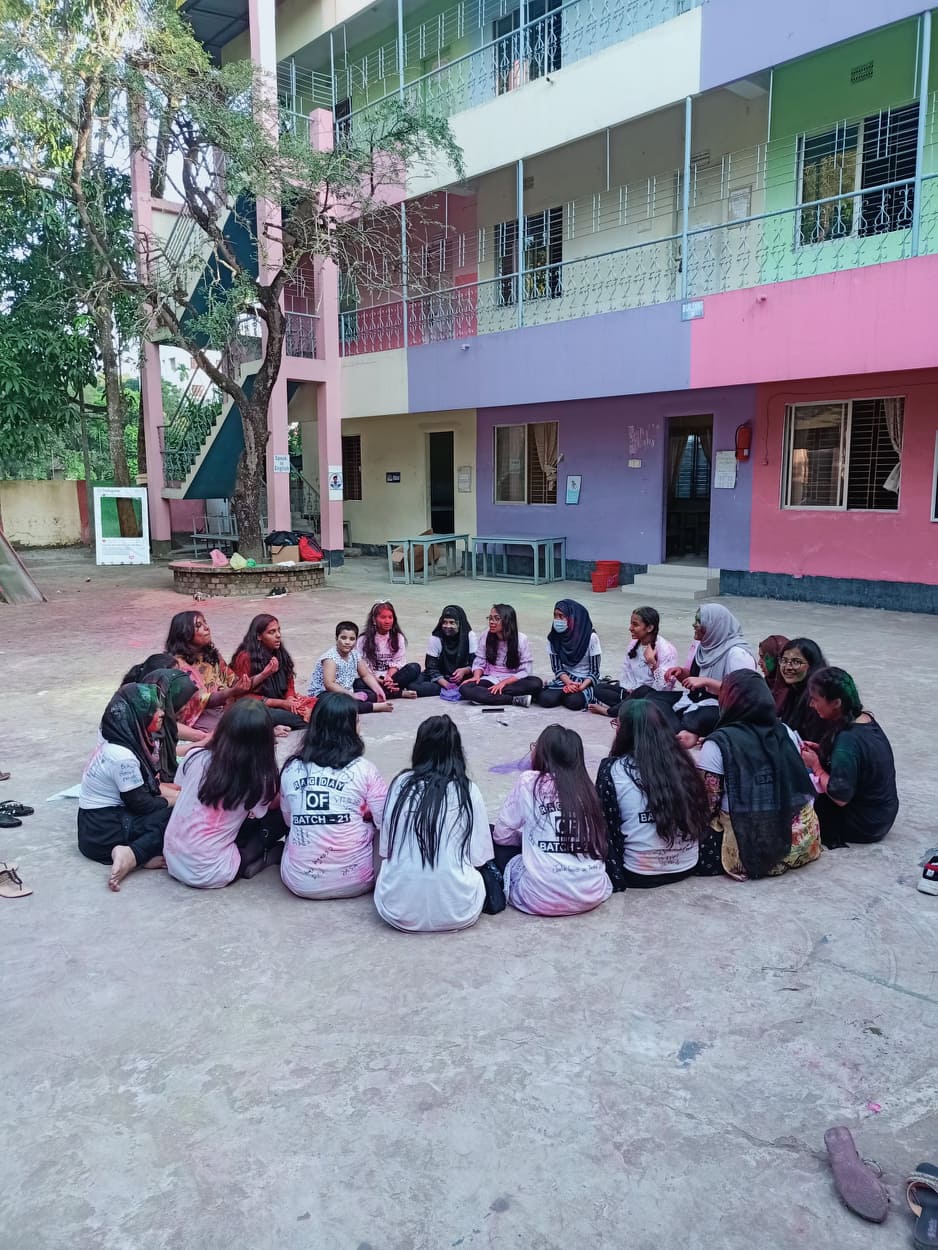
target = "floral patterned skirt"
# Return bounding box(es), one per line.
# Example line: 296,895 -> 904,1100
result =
697,804 -> 822,881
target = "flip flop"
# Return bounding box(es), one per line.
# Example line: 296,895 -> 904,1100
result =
907,1164 -> 938,1247
0,813 -> 22,829
0,772 -> 10,782
824,1127 -> 888,1223
0,862 -> 32,898
0,802 -> 33,817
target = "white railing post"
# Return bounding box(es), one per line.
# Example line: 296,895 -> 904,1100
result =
401,201 -> 409,347
681,94 -> 692,301
911,8 -> 932,256
516,157 -> 525,328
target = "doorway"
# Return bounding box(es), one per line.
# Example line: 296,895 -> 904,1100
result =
665,416 -> 712,563
427,431 -> 455,533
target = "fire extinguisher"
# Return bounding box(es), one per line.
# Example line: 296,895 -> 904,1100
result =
735,422 -> 752,462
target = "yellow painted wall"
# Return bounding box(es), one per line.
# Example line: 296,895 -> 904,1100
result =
340,409 -> 477,545
341,350 -> 409,419
0,480 -> 83,547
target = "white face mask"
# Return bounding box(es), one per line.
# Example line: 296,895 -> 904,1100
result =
552,620 -> 568,634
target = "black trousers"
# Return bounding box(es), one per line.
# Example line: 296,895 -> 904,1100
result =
266,708 -> 307,730
402,669 -> 446,698
539,685 -> 588,711
235,809 -> 289,876
814,794 -> 894,848
459,676 -> 544,706
353,663 -> 422,702
620,865 -> 696,889
78,805 -> 171,867
592,684 -> 683,731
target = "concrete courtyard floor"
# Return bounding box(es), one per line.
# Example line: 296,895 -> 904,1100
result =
1,548 -> 936,1250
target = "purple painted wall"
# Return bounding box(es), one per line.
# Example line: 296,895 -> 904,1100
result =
475,387 -> 757,570
407,302 -> 690,415
700,0 -> 921,92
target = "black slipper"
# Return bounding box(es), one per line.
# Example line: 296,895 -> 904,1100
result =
907,1164 -> 938,1248
0,802 -> 33,817
0,814 -> 23,829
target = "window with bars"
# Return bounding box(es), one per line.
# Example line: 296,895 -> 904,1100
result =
494,421 -> 558,504
494,0 -> 562,96
495,207 -> 563,306
673,434 -> 711,500
797,102 -> 918,244
782,399 -> 902,511
342,434 -> 363,501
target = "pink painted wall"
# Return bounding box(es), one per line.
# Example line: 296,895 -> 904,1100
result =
750,371 -> 938,585
690,256 -> 938,390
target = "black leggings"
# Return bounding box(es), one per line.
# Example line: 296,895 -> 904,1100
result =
459,676 -> 544,706
235,809 -> 289,876
402,669 -> 445,698
539,685 -> 588,712
620,865 -> 696,889
592,685 -> 683,731
77,804 -> 171,867
353,663 -> 422,702
266,708 -> 307,730
814,794 -> 894,848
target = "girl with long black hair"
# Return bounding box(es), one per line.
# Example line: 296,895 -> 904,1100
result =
493,724 -> 611,915
597,699 -> 710,888
164,699 -> 286,888
459,604 -> 543,707
165,610 -> 249,732
77,684 -> 174,891
355,601 -> 421,700
230,614 -> 317,729
776,637 -> 827,742
591,606 -> 681,717
280,692 -> 388,898
799,667 -> 898,848
374,715 -> 493,932
404,605 -> 478,697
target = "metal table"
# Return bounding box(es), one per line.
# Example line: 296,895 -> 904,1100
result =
471,535 -> 567,585
386,533 -> 471,585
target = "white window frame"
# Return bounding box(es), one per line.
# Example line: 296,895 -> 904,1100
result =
493,421 -> 558,505
781,397 -> 903,513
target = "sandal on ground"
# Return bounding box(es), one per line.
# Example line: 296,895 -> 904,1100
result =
0,772 -> 10,782
0,862 -> 32,898
824,1127 -> 888,1223
0,802 -> 34,817
0,813 -> 22,829
907,1163 -> 938,1247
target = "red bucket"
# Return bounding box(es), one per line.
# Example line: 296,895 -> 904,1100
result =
590,571 -> 609,593
595,560 -> 620,589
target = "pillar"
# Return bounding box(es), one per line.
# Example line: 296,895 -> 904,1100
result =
316,259 -> 345,565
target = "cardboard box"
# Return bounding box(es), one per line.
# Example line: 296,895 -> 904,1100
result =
392,531 -> 441,573
270,544 -> 299,564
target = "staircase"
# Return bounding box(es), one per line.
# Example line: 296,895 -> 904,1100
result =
623,564 -> 722,616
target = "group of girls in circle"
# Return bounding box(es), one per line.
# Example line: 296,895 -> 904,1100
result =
76,598 -> 898,910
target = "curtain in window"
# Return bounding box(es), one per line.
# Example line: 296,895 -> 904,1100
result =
669,434 -> 686,494
531,422 -> 559,489
699,426 -> 713,471
882,397 -> 904,493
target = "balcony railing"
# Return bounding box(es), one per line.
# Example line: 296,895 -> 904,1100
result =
285,310 -> 319,358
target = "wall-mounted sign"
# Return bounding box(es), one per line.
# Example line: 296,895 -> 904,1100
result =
328,466 -> 343,501
714,450 -> 738,489
386,472 -> 401,483
565,475 -> 582,505
273,454 -> 291,474
94,487 -> 150,566
457,466 -> 472,493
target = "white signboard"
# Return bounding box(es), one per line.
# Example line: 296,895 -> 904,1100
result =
713,451 -> 738,490
273,454 -> 291,474
328,465 -> 344,501
94,487 -> 150,565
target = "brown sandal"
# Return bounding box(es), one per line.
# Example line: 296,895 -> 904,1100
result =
0,862 -> 32,898
824,1127 -> 888,1222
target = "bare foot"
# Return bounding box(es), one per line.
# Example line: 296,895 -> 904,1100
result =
373,702 -> 394,713
587,702 -> 609,717
108,845 -> 138,892
401,690 -> 418,700
143,855 -> 166,870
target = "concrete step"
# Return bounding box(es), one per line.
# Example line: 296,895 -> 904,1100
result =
644,564 -> 720,579
626,575 -> 721,599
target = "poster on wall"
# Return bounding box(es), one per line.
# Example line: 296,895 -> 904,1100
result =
565,475 -> 582,505
328,466 -> 344,501
93,487 -> 150,565
713,451 -> 738,489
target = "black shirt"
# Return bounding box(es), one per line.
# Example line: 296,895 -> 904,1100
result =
826,719 -> 899,841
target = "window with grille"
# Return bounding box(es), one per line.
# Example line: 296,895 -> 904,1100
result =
673,434 -> 711,500
797,102 -> 918,243
782,399 -> 902,510
494,0 -> 562,96
342,434 -> 363,501
495,207 -> 563,306
494,421 -> 558,504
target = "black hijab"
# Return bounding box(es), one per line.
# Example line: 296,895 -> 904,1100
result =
708,670 -> 816,879
431,605 -> 472,676
100,684 -> 163,796
548,599 -> 594,669
142,668 -> 198,779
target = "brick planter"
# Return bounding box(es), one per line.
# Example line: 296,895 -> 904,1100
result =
170,560 -> 326,597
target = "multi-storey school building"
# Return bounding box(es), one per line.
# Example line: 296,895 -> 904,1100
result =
139,0 -> 938,610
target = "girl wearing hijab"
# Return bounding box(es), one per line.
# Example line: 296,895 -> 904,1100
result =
664,603 -> 757,743
230,614 -> 317,729
120,653 -> 207,764
405,606 -> 479,698
758,635 -> 791,712
77,684 -> 176,891
694,670 -> 820,879
538,600 -> 602,711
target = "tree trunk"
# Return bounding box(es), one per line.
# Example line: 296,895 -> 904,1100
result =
231,401 -> 268,561
93,292 -> 140,538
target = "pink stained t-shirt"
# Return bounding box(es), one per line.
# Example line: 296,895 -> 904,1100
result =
164,748 -> 275,889
355,632 -> 407,676
279,756 -> 388,898
493,771 -> 612,916
472,633 -> 534,681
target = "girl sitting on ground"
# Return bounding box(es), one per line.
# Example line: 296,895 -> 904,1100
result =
404,606 -> 478,698
591,606 -> 680,718
280,692 -> 389,899
121,652 -> 207,760
164,700 -> 287,889
799,667 -> 898,849
230,614 -> 317,730
757,635 -> 791,712
493,724 -> 611,915
459,604 -> 544,707
694,670 -> 820,878
538,600 -> 602,711
374,715 -> 493,933
77,684 -> 175,891
355,601 -> 421,700
777,637 -> 828,744
307,621 -> 393,713
166,611 -> 250,732
596,699 -> 710,889
664,604 -> 757,746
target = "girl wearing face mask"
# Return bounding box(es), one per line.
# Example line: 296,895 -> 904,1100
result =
405,606 -> 479,698
355,601 -> 422,701
538,600 -> 602,711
